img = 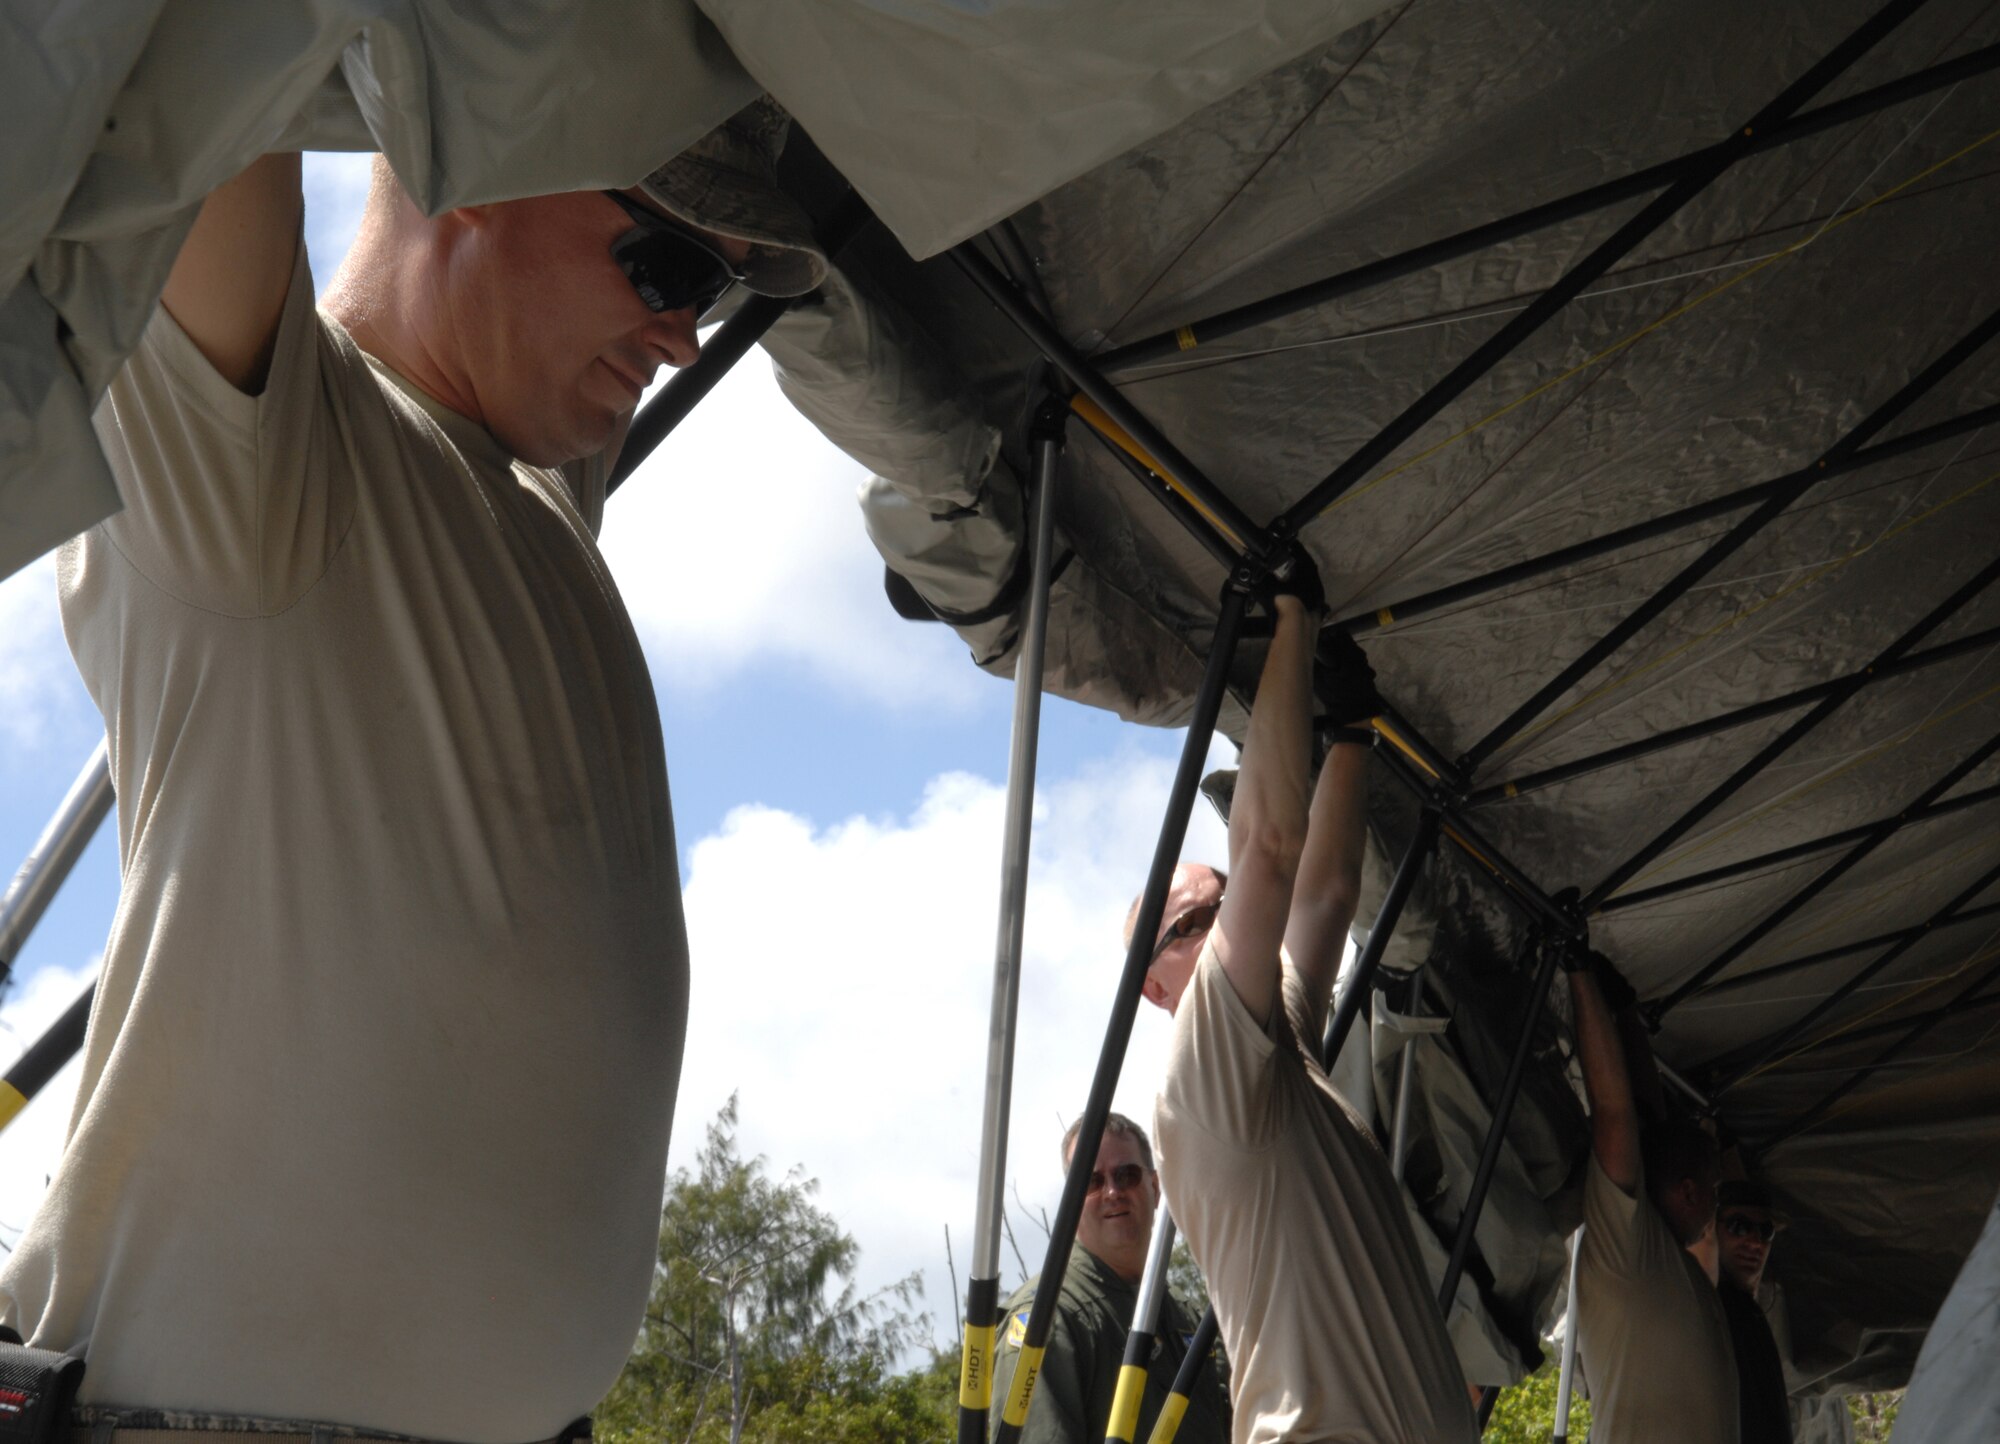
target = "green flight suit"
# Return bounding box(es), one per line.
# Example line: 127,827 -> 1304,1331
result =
988,1246 -> 1231,1444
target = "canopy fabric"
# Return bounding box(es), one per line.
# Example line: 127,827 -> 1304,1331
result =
779,0 -> 2000,1392
1894,1183 -> 2000,1442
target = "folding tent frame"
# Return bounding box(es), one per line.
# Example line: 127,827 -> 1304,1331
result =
4,3 -> 1998,1437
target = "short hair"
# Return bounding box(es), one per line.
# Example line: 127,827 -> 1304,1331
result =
1062,1111 -> 1154,1172
1642,1121 -> 1719,1195
1123,866 -> 1228,949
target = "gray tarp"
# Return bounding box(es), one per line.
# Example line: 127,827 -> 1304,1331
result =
781,0 -> 2000,1394
1895,1183 -> 2000,1442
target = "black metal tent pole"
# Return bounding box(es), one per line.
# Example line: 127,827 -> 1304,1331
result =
1798,984 -> 2000,1051
1590,527 -> 2000,925
958,399 -> 1069,1444
1468,620 -> 2000,808
1095,39 -> 2000,376
1437,933 -> 1568,1317
0,983 -> 93,1135
992,587 -> 1251,1444
1694,898 -> 2000,1001
1600,780 -> 2000,914
1459,304 -> 2000,780
1320,808 -> 1442,1068
1144,1306 -> 1221,1444
1759,936 -> 2000,1152
1703,853 -> 2000,1096
1624,545 -> 2000,1000
1654,723 -> 2000,1019
1,741 -> 114,992
606,192 -> 875,495
1104,1209 -> 1180,1444
1264,0 -> 1929,539
1346,405 -> 2000,643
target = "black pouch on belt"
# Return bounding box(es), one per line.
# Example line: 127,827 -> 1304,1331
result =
0,1332 -> 86,1444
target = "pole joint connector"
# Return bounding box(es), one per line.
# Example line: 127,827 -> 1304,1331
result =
1027,391 -> 1071,448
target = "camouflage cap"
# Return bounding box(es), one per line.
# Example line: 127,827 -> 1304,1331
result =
639,97 -> 827,299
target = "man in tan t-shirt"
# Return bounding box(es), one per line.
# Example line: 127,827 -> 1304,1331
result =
1143,589 -> 1478,1444
1569,957 -> 1739,1442
1,105 -> 827,1443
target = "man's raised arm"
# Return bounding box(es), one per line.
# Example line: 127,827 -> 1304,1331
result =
1211,595 -> 1316,1029
1280,740 -> 1367,1044
160,152 -> 303,395
1571,962 -> 1641,1195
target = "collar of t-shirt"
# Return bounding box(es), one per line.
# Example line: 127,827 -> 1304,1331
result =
359,348 -> 515,475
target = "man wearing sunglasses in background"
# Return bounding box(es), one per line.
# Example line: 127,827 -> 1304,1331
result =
0,101 -> 822,1443
1141,586 -> 1480,1443
1713,1181 -> 1794,1443
987,1114 -> 1230,1444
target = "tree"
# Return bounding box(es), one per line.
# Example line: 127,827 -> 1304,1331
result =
596,1096 -> 944,1444
1483,1357 -> 1592,1444
1847,1390 -> 1900,1442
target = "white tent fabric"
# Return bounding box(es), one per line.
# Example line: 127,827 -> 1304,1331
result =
1894,1184 -> 2000,1444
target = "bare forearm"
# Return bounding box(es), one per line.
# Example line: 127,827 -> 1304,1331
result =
1283,740 -> 1368,1029
1571,969 -> 1640,1192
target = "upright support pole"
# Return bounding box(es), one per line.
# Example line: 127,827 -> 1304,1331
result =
1144,1306 -> 1221,1444
1,741 -> 113,990
1321,810 -> 1441,1069
994,588 -> 1251,1444
0,982 -> 94,1134
1105,1211 -> 1178,1444
1390,970 -> 1425,1183
1437,936 -> 1565,1316
1552,1228 -> 1584,1444
958,402 -> 1067,1444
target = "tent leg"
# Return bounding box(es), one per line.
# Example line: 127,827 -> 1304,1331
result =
1105,1210 -> 1179,1444
958,400 -> 1068,1444
0,982 -> 94,1135
1552,1228 -> 1584,1444
1321,809 -> 1440,1068
1144,1304 -> 1220,1444
1437,935 -> 1565,1315
1,739 -> 113,990
994,586 -> 1250,1444
1390,970 -> 1424,1183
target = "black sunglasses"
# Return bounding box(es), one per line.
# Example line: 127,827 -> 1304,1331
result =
602,191 -> 745,318
1152,901 -> 1221,963
1721,1213 -> 1778,1244
1085,1163 -> 1149,1196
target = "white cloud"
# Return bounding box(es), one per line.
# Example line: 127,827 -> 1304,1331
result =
0,958 -> 96,1252
599,359 -> 984,710
0,554 -> 91,754
668,734 -> 1234,1350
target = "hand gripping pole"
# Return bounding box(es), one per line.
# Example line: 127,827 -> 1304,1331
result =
958,402 -> 1068,1444
993,587 -> 1250,1444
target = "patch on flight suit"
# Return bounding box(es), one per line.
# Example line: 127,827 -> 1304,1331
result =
1007,1309 -> 1030,1347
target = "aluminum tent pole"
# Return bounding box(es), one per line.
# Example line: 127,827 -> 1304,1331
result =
1695,898 -> 2000,1001
1389,971 -> 1425,1182
1600,780 -> 2000,914
994,587 -> 1251,1444
1467,620 -> 2000,808
958,400 -> 1069,1444
0,982 -> 94,1135
1105,1211 -> 1179,1444
1321,809 -> 1442,1069
1760,939 -> 2000,1152
1647,726 -> 2000,1014
1552,1228 -> 1585,1444
1,740 -> 113,991
1704,853 -> 2000,1095
1096,41 -> 2000,376
606,193 -> 874,495
1437,935 -> 1566,1317
1144,1306 -> 1221,1444
1268,0 -> 1930,539
1594,545 -> 2000,922
1347,407 -> 2000,643
1461,304 -> 2000,779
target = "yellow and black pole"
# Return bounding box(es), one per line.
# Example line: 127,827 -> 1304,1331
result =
958,397 -> 1066,1444
1145,1306 -> 1219,1444
1103,1210 -> 1177,1443
0,982 -> 93,1135
993,582 -> 1250,1444
0,740 -> 113,992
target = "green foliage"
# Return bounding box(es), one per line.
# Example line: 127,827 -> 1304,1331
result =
596,1095 -> 943,1444
1168,1238 -> 1211,1319
1847,1389 -> 1901,1442
1483,1356 -> 1591,1444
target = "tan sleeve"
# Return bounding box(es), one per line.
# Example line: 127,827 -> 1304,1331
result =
1159,942 -> 1286,1149
1581,1153 -> 1668,1280
90,236 -> 351,617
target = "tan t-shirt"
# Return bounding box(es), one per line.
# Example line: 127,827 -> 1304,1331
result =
1575,1158 -> 1739,1444
0,241 -> 687,1443
1155,945 -> 1477,1444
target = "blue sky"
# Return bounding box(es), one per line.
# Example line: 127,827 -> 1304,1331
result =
0,154 -> 1231,1348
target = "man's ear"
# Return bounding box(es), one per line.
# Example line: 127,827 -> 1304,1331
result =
1142,971 -> 1168,1009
